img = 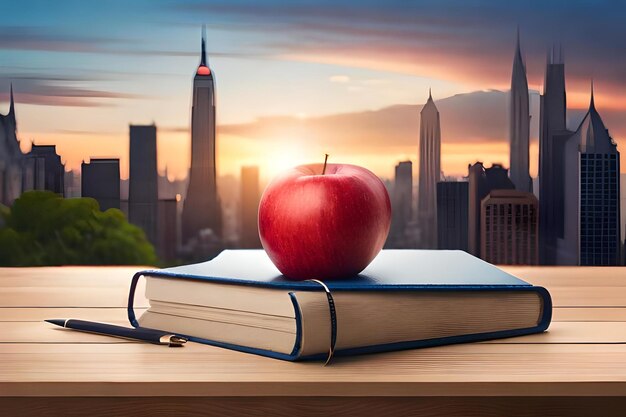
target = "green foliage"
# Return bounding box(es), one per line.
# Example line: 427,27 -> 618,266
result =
0,191 -> 157,266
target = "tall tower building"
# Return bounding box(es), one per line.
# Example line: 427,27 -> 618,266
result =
26,145 -> 65,195
182,28 -> 222,244
481,189 -> 538,265
389,161 -> 413,246
0,84 -> 27,205
509,30 -> 532,193
436,180 -> 468,251
559,85 -> 621,265
81,158 -> 120,211
468,163 -> 515,256
129,124 -> 158,245
157,198 -> 179,262
417,90 -> 441,248
538,47 -> 573,264
240,166 -> 262,249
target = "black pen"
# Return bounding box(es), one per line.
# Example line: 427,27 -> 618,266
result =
45,319 -> 187,347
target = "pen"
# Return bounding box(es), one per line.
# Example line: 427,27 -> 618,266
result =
45,319 -> 187,347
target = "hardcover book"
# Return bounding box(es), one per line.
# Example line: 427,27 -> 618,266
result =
127,250 -> 552,361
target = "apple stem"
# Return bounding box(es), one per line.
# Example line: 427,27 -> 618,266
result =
322,154 -> 329,175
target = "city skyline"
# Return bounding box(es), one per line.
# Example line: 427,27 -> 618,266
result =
1,1 -> 626,183
1,2 -> 625,266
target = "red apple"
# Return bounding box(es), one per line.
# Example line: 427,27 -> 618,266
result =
258,161 -> 391,280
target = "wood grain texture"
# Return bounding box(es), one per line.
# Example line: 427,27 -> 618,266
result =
2,320 -> 626,344
501,266 -> 626,286
1,265 -> 626,417
0,308 -> 146,322
551,307 -> 626,321
3,342 -> 626,396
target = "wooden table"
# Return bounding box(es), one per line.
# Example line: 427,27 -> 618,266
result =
1,266 -> 626,416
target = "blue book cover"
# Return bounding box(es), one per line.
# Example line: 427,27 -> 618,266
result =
128,250 -> 552,361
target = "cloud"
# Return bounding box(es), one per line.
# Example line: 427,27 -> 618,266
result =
219,89 -> 626,177
0,26 -> 122,53
221,90 -> 511,149
172,1 -> 626,108
0,79 -> 141,108
0,25 -> 267,62
1,73 -> 103,82
102,48 -> 270,60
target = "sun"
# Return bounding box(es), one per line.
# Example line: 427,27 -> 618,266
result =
261,139 -> 315,182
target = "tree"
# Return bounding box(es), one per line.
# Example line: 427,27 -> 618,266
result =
0,191 -> 157,266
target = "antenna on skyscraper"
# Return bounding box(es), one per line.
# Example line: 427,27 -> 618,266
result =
515,26 -> 527,68
9,82 -> 14,114
200,24 -> 207,67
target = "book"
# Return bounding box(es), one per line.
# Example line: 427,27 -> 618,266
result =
127,249 -> 552,361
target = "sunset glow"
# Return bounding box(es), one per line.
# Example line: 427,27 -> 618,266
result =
2,0 -> 625,182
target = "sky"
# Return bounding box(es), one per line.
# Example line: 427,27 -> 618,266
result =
1,0 -> 625,182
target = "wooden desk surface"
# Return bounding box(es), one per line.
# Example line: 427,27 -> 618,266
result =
2,265 -> 626,416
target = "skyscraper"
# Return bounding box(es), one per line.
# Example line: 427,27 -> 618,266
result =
509,30 -> 532,193
81,158 -> 120,211
182,28 -> 222,245
389,161 -> 413,246
129,124 -> 158,245
240,166 -> 261,249
417,90 -> 441,248
559,85 -> 621,265
481,189 -> 538,265
468,162 -> 515,256
0,84 -> 26,205
64,169 -> 81,198
538,47 -> 573,264
157,198 -> 179,262
436,180 -> 468,251
26,145 -> 65,195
